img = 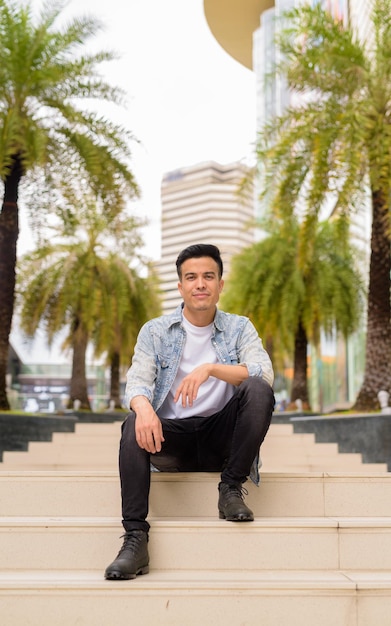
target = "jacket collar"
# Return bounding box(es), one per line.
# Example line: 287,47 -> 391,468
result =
168,303 -> 225,331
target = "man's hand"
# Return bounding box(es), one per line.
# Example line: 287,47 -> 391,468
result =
174,362 -> 249,408
174,364 -> 212,407
131,397 -> 165,453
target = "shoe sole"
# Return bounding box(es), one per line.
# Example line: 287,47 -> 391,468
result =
105,565 -> 149,580
219,511 -> 254,522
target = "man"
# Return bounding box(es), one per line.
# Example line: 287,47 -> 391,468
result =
105,243 -> 274,580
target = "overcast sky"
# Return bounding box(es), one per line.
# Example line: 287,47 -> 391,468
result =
19,0 -> 257,260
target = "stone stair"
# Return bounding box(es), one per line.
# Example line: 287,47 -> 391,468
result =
1,421 -> 387,472
1,422 -> 391,625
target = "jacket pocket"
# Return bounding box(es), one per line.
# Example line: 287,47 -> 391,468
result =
156,351 -> 172,369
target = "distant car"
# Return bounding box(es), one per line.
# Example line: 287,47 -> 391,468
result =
24,398 -> 40,412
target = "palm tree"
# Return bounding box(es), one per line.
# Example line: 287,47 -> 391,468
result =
255,0 -> 391,410
92,256 -> 161,409
17,201 -> 160,410
0,0 -> 139,409
221,217 -> 364,409
18,242 -> 102,410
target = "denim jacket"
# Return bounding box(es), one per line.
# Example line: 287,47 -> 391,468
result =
124,304 -> 274,484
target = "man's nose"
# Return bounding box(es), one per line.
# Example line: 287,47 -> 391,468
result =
195,276 -> 206,289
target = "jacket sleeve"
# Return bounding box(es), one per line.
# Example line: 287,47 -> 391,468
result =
238,319 -> 274,387
123,322 -> 157,409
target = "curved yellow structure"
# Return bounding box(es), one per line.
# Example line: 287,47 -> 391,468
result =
203,0 -> 275,69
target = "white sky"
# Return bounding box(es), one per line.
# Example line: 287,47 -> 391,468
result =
19,0 -> 257,261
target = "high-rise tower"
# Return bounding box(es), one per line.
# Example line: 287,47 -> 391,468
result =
156,161 -> 254,314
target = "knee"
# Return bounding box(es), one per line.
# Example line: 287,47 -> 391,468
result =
241,376 -> 273,395
120,411 -> 137,446
240,377 -> 275,409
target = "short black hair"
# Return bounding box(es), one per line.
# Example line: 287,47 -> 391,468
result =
176,244 -> 223,279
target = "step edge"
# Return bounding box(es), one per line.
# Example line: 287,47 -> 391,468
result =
2,516 -> 391,528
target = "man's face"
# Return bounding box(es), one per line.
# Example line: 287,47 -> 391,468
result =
178,256 -> 224,318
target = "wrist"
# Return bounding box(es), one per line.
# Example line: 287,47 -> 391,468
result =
130,395 -> 151,412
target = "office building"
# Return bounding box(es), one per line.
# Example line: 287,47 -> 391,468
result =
253,0 -> 349,129
156,161 -> 255,314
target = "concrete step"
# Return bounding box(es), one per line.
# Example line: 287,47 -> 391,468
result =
264,461 -> 389,473
5,453 -> 387,476
2,420 -> 388,472
4,444 -> 353,463
2,471 -> 391,518
2,466 -> 391,625
2,421 -> 304,449
1,443 -> 370,463
0,424 -> 350,452
32,436 -> 327,453
2,515 -> 391,572
12,433 -> 343,452
1,417 -> 390,625
2,569 -> 390,626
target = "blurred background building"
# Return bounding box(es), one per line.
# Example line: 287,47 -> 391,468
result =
155,160 -> 255,314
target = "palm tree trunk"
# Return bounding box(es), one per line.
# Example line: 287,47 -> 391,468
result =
265,336 -> 274,366
109,351 -> 122,409
353,188 -> 391,410
0,157 -> 23,410
69,318 -> 91,410
289,319 -> 311,410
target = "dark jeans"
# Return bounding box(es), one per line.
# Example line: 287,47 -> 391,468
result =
119,377 -> 275,533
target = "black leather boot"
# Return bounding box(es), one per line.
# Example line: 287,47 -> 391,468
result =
105,529 -> 149,580
218,482 -> 254,521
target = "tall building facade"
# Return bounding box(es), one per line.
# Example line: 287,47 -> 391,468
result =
253,0 -> 350,222
253,0 -> 350,130
348,0 -> 375,45
156,161 -> 255,314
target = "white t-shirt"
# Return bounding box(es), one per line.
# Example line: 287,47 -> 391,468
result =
158,316 -> 234,419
